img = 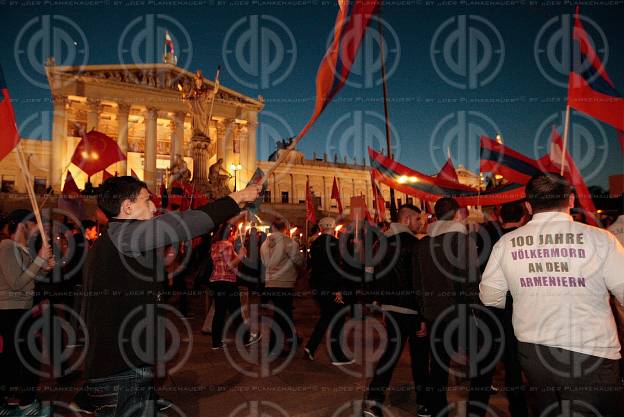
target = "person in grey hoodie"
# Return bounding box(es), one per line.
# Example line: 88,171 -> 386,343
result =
260,219 -> 304,355
0,209 -> 54,415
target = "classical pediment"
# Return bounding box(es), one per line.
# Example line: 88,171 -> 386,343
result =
46,63 -> 263,110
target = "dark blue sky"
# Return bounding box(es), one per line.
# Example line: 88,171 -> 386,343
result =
2,2 -> 623,188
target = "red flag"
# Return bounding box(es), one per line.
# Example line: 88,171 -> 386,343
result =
437,158 -> 460,184
568,7 -> 624,152
370,171 -> 386,222
548,127 -> 599,226
306,180 -> 317,224
331,177 -> 343,214
71,130 -> 126,177
62,171 -> 81,196
350,195 -> 370,223
131,169 -> 139,179
286,1 -> 380,148
0,65 -> 20,162
102,170 -> 114,181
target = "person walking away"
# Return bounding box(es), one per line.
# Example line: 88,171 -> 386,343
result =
480,173 -> 624,417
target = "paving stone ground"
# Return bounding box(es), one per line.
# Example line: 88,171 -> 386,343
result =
40,291 -> 514,417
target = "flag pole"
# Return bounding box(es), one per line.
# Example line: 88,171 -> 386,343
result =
207,65 -> 221,131
15,144 -> 48,243
378,13 -> 397,221
560,105 -> 571,175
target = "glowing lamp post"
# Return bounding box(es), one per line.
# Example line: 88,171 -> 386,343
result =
230,163 -> 242,191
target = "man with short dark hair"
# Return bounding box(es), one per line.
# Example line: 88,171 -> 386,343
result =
82,176 -> 260,416
480,173 -> 624,416
363,204 -> 429,417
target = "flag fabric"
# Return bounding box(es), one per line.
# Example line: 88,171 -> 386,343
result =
71,130 -> 126,177
62,171 -> 81,196
103,170 -> 114,181
370,172 -> 386,222
437,157 -> 460,184
568,7 -> 624,152
548,127 -> 599,226
331,176 -> 343,214
0,65 -> 20,162
288,0 -> 380,146
131,169 -> 139,179
305,180 -> 317,224
165,31 -> 175,55
480,135 -> 552,184
349,195 -> 371,223
369,147 -> 525,207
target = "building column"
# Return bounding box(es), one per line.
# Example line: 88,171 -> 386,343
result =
86,98 -> 102,132
216,120 -> 226,163
290,174 -> 294,204
50,94 -> 67,192
323,176 -> 327,210
144,107 -> 158,191
243,111 -> 258,186
117,103 -> 131,176
170,111 -> 185,165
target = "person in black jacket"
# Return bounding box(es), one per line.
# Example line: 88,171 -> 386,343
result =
304,217 -> 353,365
81,176 -> 260,417
363,204 -> 429,417
416,198 -> 486,417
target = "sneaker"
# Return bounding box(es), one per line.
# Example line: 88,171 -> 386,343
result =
416,405 -> 431,417
211,344 -> 223,350
361,401 -> 383,417
244,333 -> 262,347
303,347 -> 314,361
331,358 -> 356,366
0,406 -> 15,416
156,397 -> 174,412
13,400 -> 52,416
68,401 -> 95,414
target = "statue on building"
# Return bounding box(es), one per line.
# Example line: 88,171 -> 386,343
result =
208,158 -> 231,198
181,69 -> 214,140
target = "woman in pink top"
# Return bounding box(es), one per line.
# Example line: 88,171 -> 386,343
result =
209,223 -> 260,349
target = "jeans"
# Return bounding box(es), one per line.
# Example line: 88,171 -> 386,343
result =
366,311 -> 429,407
84,367 -> 155,417
518,342 -> 623,417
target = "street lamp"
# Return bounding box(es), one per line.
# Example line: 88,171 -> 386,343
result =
230,163 -> 242,191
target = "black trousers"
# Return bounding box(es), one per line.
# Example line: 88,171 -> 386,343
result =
470,307 -> 528,417
518,342 -> 622,417
262,287 -> 295,353
366,311 -> 429,407
210,281 -> 246,348
0,309 -> 39,405
305,295 -> 348,361
428,314 -> 495,417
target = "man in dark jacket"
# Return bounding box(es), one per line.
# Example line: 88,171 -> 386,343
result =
363,205 -> 429,417
304,217 -> 353,365
416,197 -> 486,417
82,176 -> 260,416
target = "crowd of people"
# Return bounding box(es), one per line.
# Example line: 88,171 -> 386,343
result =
0,172 -> 623,417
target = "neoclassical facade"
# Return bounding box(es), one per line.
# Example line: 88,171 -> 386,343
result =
0,61 -> 263,193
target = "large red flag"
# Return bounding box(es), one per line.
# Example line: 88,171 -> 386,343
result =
289,1 -> 380,145
305,180 -> 317,224
102,170 -> 114,181
568,7 -> 624,152
331,176 -> 343,214
0,65 -> 20,162
71,130 -> 126,177
62,171 -> 81,196
548,127 -> 599,226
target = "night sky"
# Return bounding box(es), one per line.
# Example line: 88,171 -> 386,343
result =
2,1 -> 623,188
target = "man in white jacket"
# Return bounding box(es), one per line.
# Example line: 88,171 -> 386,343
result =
260,219 -> 304,356
480,173 -> 624,416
